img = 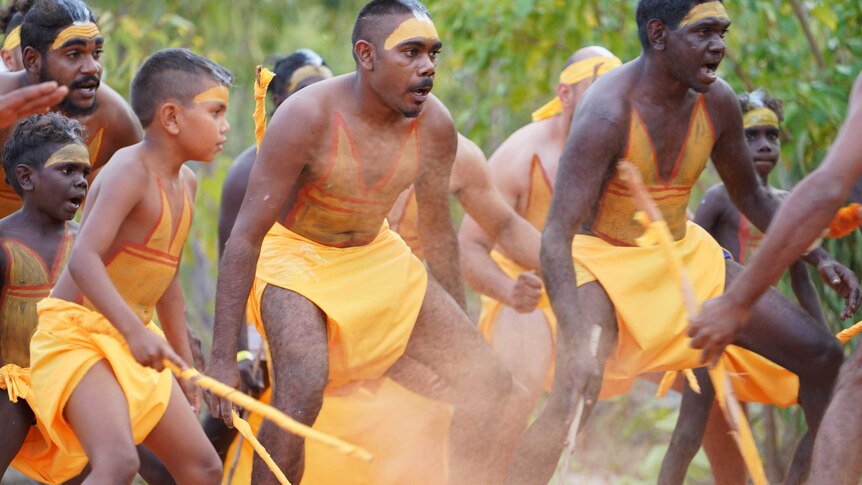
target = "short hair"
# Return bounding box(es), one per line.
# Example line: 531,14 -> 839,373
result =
3,112 -> 86,195
20,0 -> 96,56
269,49 -> 328,98
0,1 -> 27,35
635,0 -> 722,49
351,0 -> 429,49
739,89 -> 784,123
130,48 -> 233,128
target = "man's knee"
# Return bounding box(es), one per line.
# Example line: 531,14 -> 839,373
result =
271,368 -> 327,424
808,336 -> 844,382
186,452 -> 223,484
90,445 -> 140,483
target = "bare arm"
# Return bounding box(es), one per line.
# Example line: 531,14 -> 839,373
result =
788,261 -> 828,328
414,99 -> 463,308
452,139 -> 541,271
693,185 -> 728,235
205,91 -> 320,422
218,147 -> 255,257
67,157 -> 183,370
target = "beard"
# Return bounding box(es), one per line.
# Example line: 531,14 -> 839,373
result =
39,65 -> 100,117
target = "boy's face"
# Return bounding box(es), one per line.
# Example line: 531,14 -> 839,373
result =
744,124 -> 780,179
28,143 -> 91,221
177,82 -> 230,162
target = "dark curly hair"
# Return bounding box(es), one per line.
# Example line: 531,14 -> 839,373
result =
738,88 -> 784,123
20,0 -> 96,56
269,49 -> 329,98
3,112 -> 86,196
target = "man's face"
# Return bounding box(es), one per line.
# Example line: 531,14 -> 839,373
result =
664,2 -> 730,93
371,12 -> 441,118
39,25 -> 104,116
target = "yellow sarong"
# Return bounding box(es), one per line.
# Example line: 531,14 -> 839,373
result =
27,298 -> 173,482
477,250 -> 556,390
574,222 -> 798,404
250,221 -> 427,388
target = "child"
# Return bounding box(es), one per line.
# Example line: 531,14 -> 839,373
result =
28,48 -> 230,484
0,112 -> 88,483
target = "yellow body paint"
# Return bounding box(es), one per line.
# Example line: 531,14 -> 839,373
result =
286,65 -> 333,95
193,85 -> 229,105
43,144 -> 91,168
51,22 -> 100,50
3,25 -> 20,51
743,107 -> 779,129
383,16 -> 438,50
679,1 -> 729,27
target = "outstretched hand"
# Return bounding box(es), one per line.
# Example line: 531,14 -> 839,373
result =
688,293 -> 752,366
817,260 -> 862,319
0,82 -> 68,129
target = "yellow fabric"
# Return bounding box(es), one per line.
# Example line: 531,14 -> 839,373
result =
51,23 -> 100,50
0,363 -> 29,402
286,65 -> 333,95
383,16 -> 439,50
0,232 -> 72,367
284,113 -> 420,246
27,298 -> 172,484
3,25 -> 20,51
592,95 -> 714,246
250,220 -> 427,388
742,107 -> 779,129
81,181 -> 191,324
253,67 -> 276,152
572,222 -> 725,398
531,56 -> 622,122
679,1 -> 730,27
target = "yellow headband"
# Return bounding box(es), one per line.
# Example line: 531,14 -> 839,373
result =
3,25 -> 20,51
383,15 -> 439,50
531,55 -> 622,122
52,22 -> 100,50
679,2 -> 730,27
44,143 -> 91,168
743,107 -> 779,129
193,85 -> 230,105
286,64 -> 333,95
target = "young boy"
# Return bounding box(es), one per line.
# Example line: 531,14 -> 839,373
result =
659,89 -> 860,483
0,112 -> 88,482
27,48 -> 229,484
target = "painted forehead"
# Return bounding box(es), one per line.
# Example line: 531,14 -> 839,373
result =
678,1 -> 730,28
193,84 -> 230,105
44,143 -> 90,168
51,21 -> 102,50
743,107 -> 780,129
383,11 -> 439,50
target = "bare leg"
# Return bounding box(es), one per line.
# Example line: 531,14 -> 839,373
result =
506,280 -> 618,485
143,379 -> 222,484
726,261 -> 843,485
253,285 -> 328,485
63,360 -> 140,485
0,396 -> 34,474
659,367 -> 715,485
702,402 -> 747,485
136,445 -> 177,485
808,344 -> 862,485
393,277 -> 529,484
491,306 -> 554,404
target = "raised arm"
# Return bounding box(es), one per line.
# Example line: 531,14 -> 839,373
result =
452,136 -> 541,271
206,94 -> 321,419
414,98 -> 463,308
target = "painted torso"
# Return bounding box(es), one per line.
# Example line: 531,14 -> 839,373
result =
591,95 -> 715,245
0,230 -> 72,366
77,180 -> 191,323
284,112 -> 420,247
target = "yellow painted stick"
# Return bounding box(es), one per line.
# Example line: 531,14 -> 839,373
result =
163,361 -> 373,463
231,410 -> 291,485
837,320 -> 862,344
618,161 -> 767,485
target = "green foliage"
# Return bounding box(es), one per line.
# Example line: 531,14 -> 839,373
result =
81,0 -> 862,481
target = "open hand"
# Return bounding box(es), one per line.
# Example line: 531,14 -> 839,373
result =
817,260 -> 862,319
0,82 -> 68,129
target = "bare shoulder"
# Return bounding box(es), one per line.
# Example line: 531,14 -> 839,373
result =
418,94 -> 456,137
180,164 -> 198,198
0,71 -> 27,94
702,183 -> 731,206
91,144 -> 149,190
576,65 -> 631,131
702,77 -> 741,127
455,133 -> 484,164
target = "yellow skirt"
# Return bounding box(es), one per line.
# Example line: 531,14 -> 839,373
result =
28,297 -> 173,483
250,221 -> 427,388
477,250 -> 556,390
